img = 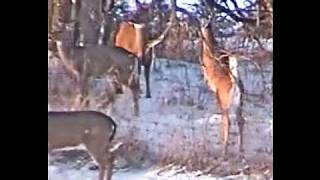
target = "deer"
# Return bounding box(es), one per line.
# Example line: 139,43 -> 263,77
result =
112,22 -> 151,97
198,22 -> 245,157
48,110 -> 118,180
53,20 -> 140,116
102,0 -> 177,98
65,0 -> 176,98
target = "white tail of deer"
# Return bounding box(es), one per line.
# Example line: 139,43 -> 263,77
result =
48,111 -> 118,180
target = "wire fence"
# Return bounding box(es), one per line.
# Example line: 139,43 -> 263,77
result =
48,55 -> 273,165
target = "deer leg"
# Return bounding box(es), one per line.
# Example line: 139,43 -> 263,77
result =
80,84 -> 90,108
98,164 -> 106,180
100,91 -> 115,115
236,103 -> 245,154
73,83 -> 85,108
138,57 -> 142,75
221,109 -> 230,157
106,153 -> 115,180
73,76 -> 90,108
133,94 -> 139,116
131,87 -> 140,116
143,57 -> 152,98
128,74 -> 140,116
80,97 -> 91,108
137,57 -> 143,95
85,140 -> 109,180
111,70 -> 124,94
72,78 -> 82,108
216,92 -> 231,157
112,79 -> 123,94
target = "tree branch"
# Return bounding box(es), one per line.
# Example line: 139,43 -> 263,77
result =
206,0 -> 256,23
229,0 -> 246,17
144,0 -> 177,54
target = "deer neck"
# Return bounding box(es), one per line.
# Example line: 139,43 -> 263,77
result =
199,26 -> 231,91
200,26 -> 216,54
200,27 -> 225,75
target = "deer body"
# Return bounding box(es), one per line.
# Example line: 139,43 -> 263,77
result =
199,26 -> 245,156
48,111 -> 116,150
48,111 -> 117,180
55,23 -> 140,116
110,0 -> 177,99
115,23 -> 145,57
114,22 -> 152,98
51,0 -> 176,101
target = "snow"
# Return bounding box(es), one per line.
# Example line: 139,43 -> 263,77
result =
48,56 -> 273,179
48,163 -> 267,180
103,58 -> 272,156
48,164 -> 150,180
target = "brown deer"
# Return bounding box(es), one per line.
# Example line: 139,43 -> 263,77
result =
105,0 -> 177,98
48,111 -> 118,180
112,22 -> 151,97
198,23 -> 245,156
54,21 -> 140,116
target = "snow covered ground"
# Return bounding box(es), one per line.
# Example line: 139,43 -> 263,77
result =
49,163 -> 270,180
106,57 -> 272,157
48,164 -> 215,180
48,55 -> 273,179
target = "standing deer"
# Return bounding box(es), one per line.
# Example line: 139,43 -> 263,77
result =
54,21 -> 140,116
112,22 -> 151,98
198,23 -> 245,156
48,111 -> 117,180
103,0 -> 177,98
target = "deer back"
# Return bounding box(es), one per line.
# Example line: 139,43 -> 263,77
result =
114,22 -> 146,58
48,111 -> 117,150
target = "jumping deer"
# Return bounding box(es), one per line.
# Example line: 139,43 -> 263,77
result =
53,21 -> 140,116
103,0 -> 177,98
198,23 -> 245,156
48,110 -> 118,180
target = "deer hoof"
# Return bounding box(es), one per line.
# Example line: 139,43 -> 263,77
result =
88,165 -> 99,171
115,87 -> 124,94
